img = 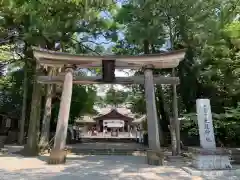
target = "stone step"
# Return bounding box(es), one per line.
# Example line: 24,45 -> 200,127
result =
79,138 -> 137,143
182,166 -> 240,177
166,155 -> 185,162
68,148 -> 146,156
0,148 -> 8,154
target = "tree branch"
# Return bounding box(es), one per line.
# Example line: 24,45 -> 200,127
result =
0,58 -> 21,69
80,39 -> 111,45
70,37 -> 101,55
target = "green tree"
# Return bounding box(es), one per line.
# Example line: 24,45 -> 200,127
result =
0,0 -> 115,154
102,86 -> 129,107
112,0 -> 240,148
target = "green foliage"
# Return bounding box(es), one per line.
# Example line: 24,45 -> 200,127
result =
51,85 -> 97,124
126,86 -> 146,114
1,0 -> 240,146
179,113 -> 198,136
0,0 -> 113,130
225,22 -> 240,38
110,0 -> 240,145
213,103 -> 240,146
0,0 -> 109,65
0,0 -> 116,149
0,69 -> 30,118
0,45 -> 12,62
181,105 -> 240,146
102,87 -> 129,107
224,102 -> 240,119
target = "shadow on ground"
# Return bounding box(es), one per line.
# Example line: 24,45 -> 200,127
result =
0,145 -> 239,180
0,153 -> 193,180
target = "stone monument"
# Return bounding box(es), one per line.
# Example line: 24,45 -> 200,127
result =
190,99 -> 232,170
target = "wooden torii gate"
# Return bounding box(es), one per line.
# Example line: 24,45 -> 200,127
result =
33,47 -> 185,164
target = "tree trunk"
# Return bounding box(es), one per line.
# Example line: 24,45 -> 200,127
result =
168,17 -> 180,155
39,68 -> 53,149
169,118 -> 177,156
154,88 -> 163,144
23,64 -> 42,156
36,93 -> 42,143
156,85 -> 170,136
143,39 -> 150,54
18,60 -> 28,145
156,85 -> 177,154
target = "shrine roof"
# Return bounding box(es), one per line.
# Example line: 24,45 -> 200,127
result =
75,116 -> 96,123
132,115 -> 146,124
97,107 -> 132,116
94,108 -> 134,121
33,47 -> 185,69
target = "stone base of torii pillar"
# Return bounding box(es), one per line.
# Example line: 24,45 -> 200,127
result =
48,149 -> 68,164
48,67 -> 73,164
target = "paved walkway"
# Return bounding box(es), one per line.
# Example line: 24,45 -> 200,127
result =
0,154 -> 192,180
0,145 -> 239,180
0,154 -> 239,180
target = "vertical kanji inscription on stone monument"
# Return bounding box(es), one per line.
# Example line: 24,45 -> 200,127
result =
196,99 -> 216,149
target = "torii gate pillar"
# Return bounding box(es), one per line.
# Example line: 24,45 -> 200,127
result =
48,66 -> 73,164
144,65 -> 163,165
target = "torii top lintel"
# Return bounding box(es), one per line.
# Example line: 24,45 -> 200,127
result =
33,47 -> 185,69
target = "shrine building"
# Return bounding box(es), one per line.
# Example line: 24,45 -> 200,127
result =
75,107 -> 145,133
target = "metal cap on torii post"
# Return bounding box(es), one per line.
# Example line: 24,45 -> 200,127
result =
143,64 -> 155,70
64,64 -> 77,72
